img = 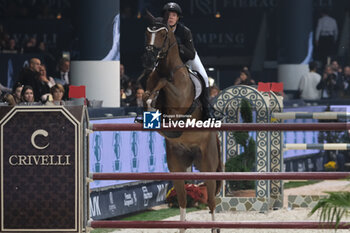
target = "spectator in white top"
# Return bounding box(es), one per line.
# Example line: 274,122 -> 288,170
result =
315,9 -> 338,65
298,61 -> 321,100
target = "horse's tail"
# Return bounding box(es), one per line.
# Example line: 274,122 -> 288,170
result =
215,134 -> 223,196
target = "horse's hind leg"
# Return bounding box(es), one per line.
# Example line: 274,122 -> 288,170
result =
166,141 -> 191,233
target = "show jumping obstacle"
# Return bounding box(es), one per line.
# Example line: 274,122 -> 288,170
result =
90,122 -> 350,131
88,220 -> 350,230
88,119 -> 350,230
284,143 -> 350,150
1,85 -> 350,232
272,112 -> 350,120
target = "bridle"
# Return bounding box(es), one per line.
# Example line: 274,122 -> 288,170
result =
143,25 -> 177,72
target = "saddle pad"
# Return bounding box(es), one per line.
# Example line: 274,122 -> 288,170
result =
189,71 -> 202,100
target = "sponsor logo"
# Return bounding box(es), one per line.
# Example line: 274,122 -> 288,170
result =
9,129 -> 71,166
142,186 -> 153,207
143,110 -> 161,129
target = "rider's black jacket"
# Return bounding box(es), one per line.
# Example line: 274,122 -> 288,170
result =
173,22 -> 195,63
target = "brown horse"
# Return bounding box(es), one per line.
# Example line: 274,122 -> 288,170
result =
142,12 -> 222,233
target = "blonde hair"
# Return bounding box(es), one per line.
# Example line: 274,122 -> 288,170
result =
50,84 -> 65,95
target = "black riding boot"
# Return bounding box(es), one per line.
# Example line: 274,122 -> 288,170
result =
201,87 -> 213,120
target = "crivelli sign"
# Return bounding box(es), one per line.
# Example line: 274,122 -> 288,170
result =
0,106 -> 84,233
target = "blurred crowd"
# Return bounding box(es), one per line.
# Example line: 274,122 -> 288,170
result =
298,60 -> 350,101
0,57 -> 70,106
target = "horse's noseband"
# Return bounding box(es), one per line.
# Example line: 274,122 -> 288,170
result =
142,26 -> 169,71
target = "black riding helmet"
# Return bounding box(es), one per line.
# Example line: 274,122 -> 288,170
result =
162,2 -> 182,17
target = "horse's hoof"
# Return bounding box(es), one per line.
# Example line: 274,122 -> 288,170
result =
211,228 -> 220,233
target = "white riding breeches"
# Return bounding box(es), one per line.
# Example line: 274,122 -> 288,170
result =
186,52 -> 209,87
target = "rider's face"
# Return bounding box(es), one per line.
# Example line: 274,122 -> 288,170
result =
167,12 -> 179,27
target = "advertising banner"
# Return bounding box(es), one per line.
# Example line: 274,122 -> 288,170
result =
89,117 -> 168,189
90,181 -> 169,219
0,106 -> 82,232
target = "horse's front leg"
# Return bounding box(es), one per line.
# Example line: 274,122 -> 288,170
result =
144,78 -> 168,111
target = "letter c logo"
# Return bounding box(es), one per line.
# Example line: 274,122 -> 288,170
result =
31,129 -> 49,150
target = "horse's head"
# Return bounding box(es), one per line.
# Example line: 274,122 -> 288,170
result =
142,11 -> 173,71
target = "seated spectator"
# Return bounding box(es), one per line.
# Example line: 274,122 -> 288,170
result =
125,80 -> 135,98
54,57 -> 70,86
20,85 -> 35,104
18,57 -> 42,101
12,82 -> 23,104
46,84 -> 65,105
342,66 -> 350,98
298,61 -> 321,100
3,93 -> 16,106
2,38 -> 18,54
317,65 -> 342,99
38,64 -> 55,102
23,37 -> 38,53
129,88 -> 144,107
120,64 -> 130,91
120,88 -> 128,106
0,82 -> 12,96
54,57 -> 70,100
234,69 -> 255,86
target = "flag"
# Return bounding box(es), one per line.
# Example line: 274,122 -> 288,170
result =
69,85 -> 86,98
257,82 -> 271,92
271,82 -> 284,92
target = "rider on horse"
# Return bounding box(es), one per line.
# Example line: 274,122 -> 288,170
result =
162,2 -> 212,119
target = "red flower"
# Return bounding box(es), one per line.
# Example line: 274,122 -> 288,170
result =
166,184 -> 207,207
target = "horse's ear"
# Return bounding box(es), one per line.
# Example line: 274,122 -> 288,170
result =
162,11 -> 169,25
145,10 -> 155,24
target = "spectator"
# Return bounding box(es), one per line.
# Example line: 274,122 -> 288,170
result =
18,57 -> 42,101
0,82 -> 11,96
120,64 -> 130,90
129,88 -> 144,107
20,85 -> 35,103
54,57 -> 70,100
12,82 -> 23,104
298,61 -> 322,100
330,60 -> 342,78
39,64 -> 55,88
38,64 -> 55,102
341,66 -> 350,98
2,38 -> 18,54
315,9 -> 338,65
23,37 -> 38,53
120,88 -> 128,106
46,84 -> 65,105
3,82 -> 22,106
234,69 -> 255,86
124,80 -> 135,98
54,57 -> 70,85
317,65 -> 342,99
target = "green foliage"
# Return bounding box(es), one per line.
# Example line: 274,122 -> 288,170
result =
309,191 -> 350,230
240,98 -> 253,123
225,98 -> 256,191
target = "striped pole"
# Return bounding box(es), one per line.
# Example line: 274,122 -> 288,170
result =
90,172 -> 350,181
90,123 -> 350,132
89,220 -> 350,229
272,112 -> 350,120
284,143 -> 350,150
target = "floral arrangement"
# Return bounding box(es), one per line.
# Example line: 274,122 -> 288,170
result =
324,161 -> 337,171
166,183 -> 207,208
